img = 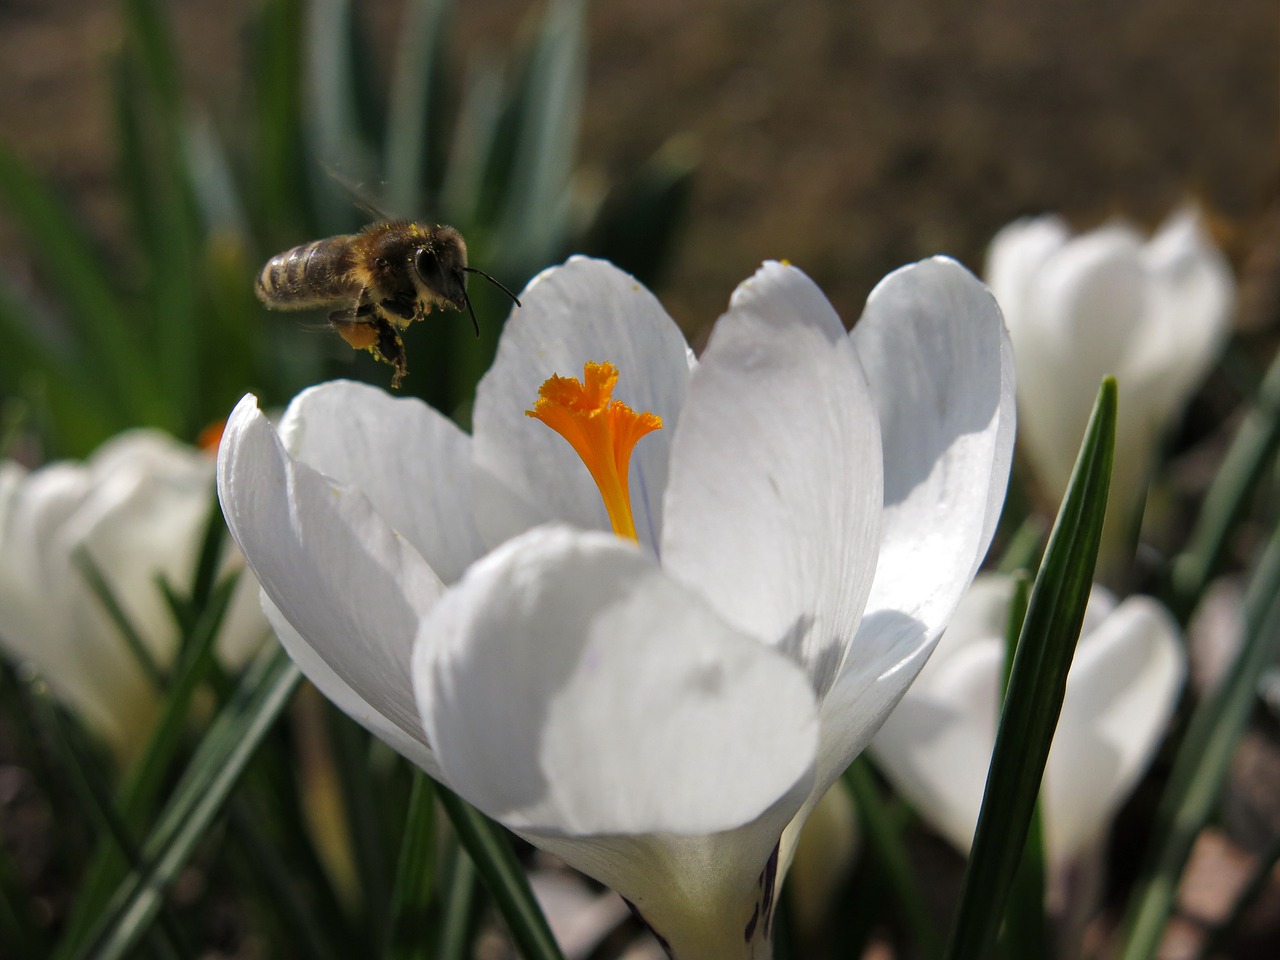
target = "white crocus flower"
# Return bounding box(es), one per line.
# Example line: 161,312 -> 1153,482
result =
871,573 -> 1185,871
217,256 -> 1015,959
985,208 -> 1233,559
0,430 -> 270,760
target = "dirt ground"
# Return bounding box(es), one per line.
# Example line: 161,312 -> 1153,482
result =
0,0 -> 1274,331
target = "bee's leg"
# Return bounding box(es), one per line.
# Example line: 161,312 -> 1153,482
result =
328,304 -> 380,351
328,307 -> 409,388
379,294 -> 418,324
373,320 -> 409,389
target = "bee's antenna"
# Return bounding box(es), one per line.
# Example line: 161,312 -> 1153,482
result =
462,292 -> 481,338
463,267 -> 522,309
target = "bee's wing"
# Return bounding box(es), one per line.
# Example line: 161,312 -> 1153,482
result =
321,161 -> 397,222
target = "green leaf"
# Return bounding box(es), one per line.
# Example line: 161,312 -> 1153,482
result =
385,0 -> 455,216
845,758 -> 944,958
328,709 -> 392,946
943,377 -> 1116,960
492,0 -> 585,275
72,548 -> 166,691
1169,342 -> 1280,618
305,0 -> 382,232
70,646 -> 300,960
387,772 -> 438,960
436,786 -> 564,960
440,59 -> 504,230
0,144 -> 164,427
436,836 -> 480,960
1117,516 -> 1280,960
248,0 -> 312,237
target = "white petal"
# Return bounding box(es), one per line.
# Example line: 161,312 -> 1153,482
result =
819,257 -> 1016,780
913,573 -> 1014,685
279,380 -> 485,583
1133,207 -> 1234,394
984,215 -> 1070,340
662,261 -> 882,698
1018,226 -> 1147,496
261,595 -> 441,778
1044,597 -> 1184,862
870,638 -> 1004,855
415,525 -> 819,837
470,258 -> 692,553
0,460 -> 155,752
1036,225 -> 1146,367
217,395 -> 445,773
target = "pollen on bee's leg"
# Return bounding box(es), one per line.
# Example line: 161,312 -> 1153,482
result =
526,362 -> 662,541
332,318 -> 380,351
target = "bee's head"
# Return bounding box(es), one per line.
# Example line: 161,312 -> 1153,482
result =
413,227 -> 470,311
413,226 -> 521,339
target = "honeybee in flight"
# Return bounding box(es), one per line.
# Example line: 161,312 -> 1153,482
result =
256,221 -> 520,388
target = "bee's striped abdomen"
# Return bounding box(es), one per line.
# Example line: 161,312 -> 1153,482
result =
255,236 -> 363,310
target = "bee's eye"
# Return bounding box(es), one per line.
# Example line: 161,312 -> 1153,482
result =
415,248 -> 466,304
413,249 -> 444,285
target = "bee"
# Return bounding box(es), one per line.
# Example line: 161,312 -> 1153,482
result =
256,221 -> 520,388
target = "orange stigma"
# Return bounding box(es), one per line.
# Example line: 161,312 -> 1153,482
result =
526,362 -> 662,541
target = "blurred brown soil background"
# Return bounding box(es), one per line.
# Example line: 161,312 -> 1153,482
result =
0,0 -> 1274,333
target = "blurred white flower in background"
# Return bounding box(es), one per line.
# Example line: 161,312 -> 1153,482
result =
218,255 -> 1015,960
0,430 -> 269,760
985,207 -> 1234,562
871,573 -> 1185,872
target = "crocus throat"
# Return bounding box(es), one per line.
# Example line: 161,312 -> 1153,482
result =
526,361 -> 662,541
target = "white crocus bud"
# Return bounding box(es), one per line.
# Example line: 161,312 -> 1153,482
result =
985,207 -> 1234,565
0,430 -> 270,760
871,574 -> 1185,872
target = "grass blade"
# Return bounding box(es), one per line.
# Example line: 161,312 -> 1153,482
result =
436,785 -> 564,960
1117,517 -> 1280,960
845,758 -> 944,958
385,0 -> 454,216
71,647 -> 300,960
0,144 -> 164,427
493,0 -> 585,274
1169,344 -> 1280,618
942,377 -> 1116,960
387,771 -> 438,960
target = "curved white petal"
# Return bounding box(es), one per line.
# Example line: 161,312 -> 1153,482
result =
1036,225 -> 1146,370
662,261 -> 882,699
262,595 -> 441,777
984,215 -> 1070,340
1044,597 -> 1184,862
818,257 -> 1015,783
217,395 -> 445,772
415,524 -> 819,837
870,638 -> 1003,854
471,258 -> 692,553
1133,207 -> 1234,398
279,380 -> 485,583
0,461 -> 154,751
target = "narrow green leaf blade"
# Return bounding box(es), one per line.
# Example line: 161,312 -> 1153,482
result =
943,377 -> 1116,960
436,786 -> 564,960
1118,517 -> 1280,960
71,647 -> 300,960
846,758 -> 944,958
0,144 -> 163,425
385,0 -> 454,216
493,0 -> 585,274
387,772 -> 438,960
1169,343 -> 1280,617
